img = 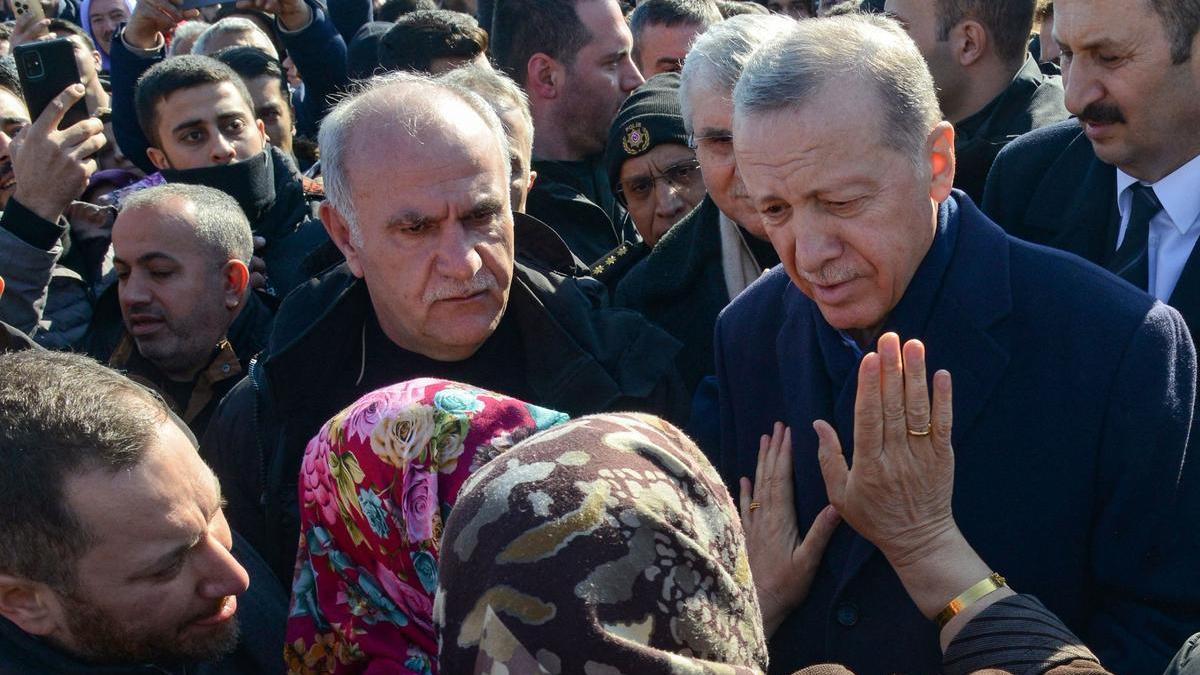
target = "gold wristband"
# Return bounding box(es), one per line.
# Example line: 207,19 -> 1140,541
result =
934,572 -> 1006,629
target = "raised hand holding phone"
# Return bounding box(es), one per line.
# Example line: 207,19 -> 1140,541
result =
9,84 -> 106,223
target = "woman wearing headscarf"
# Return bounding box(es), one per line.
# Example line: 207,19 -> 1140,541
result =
436,394 -> 1113,673
435,412 -> 776,674
80,0 -> 133,70
283,378 -> 569,674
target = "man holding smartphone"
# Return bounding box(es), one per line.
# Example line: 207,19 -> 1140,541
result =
0,82 -> 106,348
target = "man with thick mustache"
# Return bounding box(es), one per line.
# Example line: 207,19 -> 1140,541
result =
716,14 -> 1199,674
983,0 -> 1200,336
202,72 -> 688,582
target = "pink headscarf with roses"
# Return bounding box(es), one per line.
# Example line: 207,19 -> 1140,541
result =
284,378 -> 568,675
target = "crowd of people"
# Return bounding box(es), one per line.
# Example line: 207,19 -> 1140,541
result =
0,0 -> 1198,672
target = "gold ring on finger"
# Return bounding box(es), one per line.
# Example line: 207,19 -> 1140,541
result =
748,501 -> 762,512
906,423 -> 932,437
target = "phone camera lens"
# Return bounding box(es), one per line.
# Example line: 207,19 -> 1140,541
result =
22,53 -> 43,79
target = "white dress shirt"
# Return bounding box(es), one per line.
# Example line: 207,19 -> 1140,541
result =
1115,154 -> 1200,302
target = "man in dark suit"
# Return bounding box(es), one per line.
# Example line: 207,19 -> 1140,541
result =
885,0 -> 1068,203
720,14 -> 1199,675
983,0 -> 1200,336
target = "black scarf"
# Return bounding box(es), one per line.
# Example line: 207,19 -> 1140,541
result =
161,150 -> 277,224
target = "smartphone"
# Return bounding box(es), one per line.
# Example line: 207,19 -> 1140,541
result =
7,0 -> 44,24
14,38 -> 88,130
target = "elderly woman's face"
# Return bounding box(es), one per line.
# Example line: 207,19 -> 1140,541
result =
617,143 -> 705,247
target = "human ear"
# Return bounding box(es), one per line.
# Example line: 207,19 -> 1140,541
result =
957,20 -> 989,67
927,121 -> 956,203
0,576 -> 62,638
146,146 -> 170,171
222,259 -> 250,309
526,53 -> 560,101
320,202 -> 365,278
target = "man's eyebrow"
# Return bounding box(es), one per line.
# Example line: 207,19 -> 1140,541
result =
697,127 -> 732,137
129,542 -> 192,580
137,252 -> 180,266
0,115 -> 28,127
171,118 -> 206,135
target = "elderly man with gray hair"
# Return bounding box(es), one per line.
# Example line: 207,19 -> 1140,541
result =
86,183 -> 274,440
202,71 -> 688,583
716,13 -> 1200,674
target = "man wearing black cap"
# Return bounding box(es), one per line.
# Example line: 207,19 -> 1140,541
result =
596,73 -> 776,396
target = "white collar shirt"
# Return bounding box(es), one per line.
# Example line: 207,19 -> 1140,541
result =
1115,154 -> 1200,302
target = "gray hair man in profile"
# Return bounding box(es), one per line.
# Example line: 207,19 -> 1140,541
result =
629,0 -> 723,76
717,13 -> 1199,674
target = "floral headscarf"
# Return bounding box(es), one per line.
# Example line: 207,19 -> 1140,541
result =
434,413 -> 770,675
284,378 -> 569,674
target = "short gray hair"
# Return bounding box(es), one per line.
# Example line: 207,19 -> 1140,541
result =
678,13 -> 795,134
733,14 -> 942,166
438,64 -> 534,157
192,17 -> 276,58
318,71 -> 512,245
120,183 -> 254,265
168,20 -> 211,57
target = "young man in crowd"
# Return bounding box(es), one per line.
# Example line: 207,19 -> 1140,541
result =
885,0 -> 1068,202
0,350 -> 285,674
491,0 -> 645,264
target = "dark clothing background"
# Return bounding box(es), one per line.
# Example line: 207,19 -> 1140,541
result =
953,56 -> 1068,203
984,118 -> 1200,340
612,197 -> 777,394
528,158 -> 640,265
716,193 -> 1199,675
0,533 -> 286,675
201,214 -> 688,582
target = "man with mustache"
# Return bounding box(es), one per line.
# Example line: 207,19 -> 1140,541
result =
0,350 -> 286,675
717,14 -> 1198,674
101,183 -> 274,439
202,72 -> 688,582
983,0 -> 1200,337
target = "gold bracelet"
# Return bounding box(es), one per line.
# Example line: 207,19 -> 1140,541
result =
934,572 -> 1007,629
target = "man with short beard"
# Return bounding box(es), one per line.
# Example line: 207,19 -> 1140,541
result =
86,183 -> 273,439
0,350 -> 286,674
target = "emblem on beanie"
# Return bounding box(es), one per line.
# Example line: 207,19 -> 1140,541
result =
622,122 -> 651,156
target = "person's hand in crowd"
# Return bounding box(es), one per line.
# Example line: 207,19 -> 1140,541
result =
124,0 -> 200,50
9,12 -> 50,48
10,85 -> 106,224
235,0 -> 312,32
740,422 -> 840,638
814,333 -> 1014,649
250,235 -> 268,290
